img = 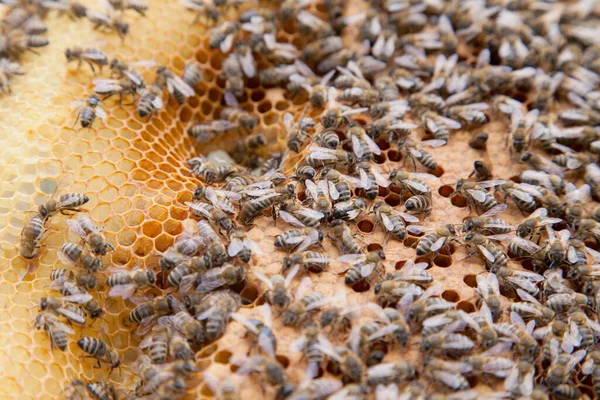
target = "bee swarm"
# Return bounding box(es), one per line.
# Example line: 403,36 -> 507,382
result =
2,0 -> 600,399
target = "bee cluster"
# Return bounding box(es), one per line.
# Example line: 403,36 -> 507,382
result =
4,0 -> 600,399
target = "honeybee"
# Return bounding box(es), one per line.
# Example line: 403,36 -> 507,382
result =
40,0 -> 88,20
520,170 -> 570,195
353,162 -> 389,199
254,267 -> 297,311
274,227 -> 323,252
582,350 -> 600,399
19,213 -> 45,262
398,138 -> 443,171
463,232 -> 508,273
304,146 -> 355,169
65,47 -> 108,73
237,193 -> 282,225
469,132 -> 489,150
319,295 -> 362,334
38,191 -> 89,221
372,201 -> 419,242
408,224 -> 456,257
193,185 -> 240,214
226,228 -> 260,263
93,77 -> 140,102
155,65 -> 195,102
195,291 -> 241,342
170,62 -> 202,104
546,349 -> 586,389
138,324 -> 169,364
158,310 -> 205,347
451,179 -> 498,214
390,260 -> 433,286
86,11 -> 129,39
108,0 -> 147,15
106,267 -> 155,300
203,372 -> 240,400
58,242 -> 102,273
86,381 -> 117,400
447,103 -> 489,125
367,361 -> 415,387
71,95 -> 107,128
469,160 -> 492,181
297,10 -> 334,38
284,110 -> 315,153
345,125 -> 381,162
188,119 -> 239,143
421,111 -> 461,142
60,379 -> 88,400
339,250 -> 385,286
332,198 -> 368,221
367,302 -> 411,347
520,152 -> 565,178
231,355 -> 286,387
0,58 -> 23,94
50,268 -> 97,291
231,304 -> 277,358
209,21 -> 239,52
279,201 -> 325,229
328,220 -> 361,254
34,311 -> 74,351
388,170 -> 436,197
195,264 -> 245,293
136,83 -> 164,118
40,297 -> 86,325
303,35 -> 343,62
67,214 -> 113,256
77,337 -> 121,374
516,207 -> 562,239
221,92 -> 258,132
129,295 -> 185,335
186,201 -> 234,233
421,331 -> 475,358
475,273 -> 503,322
50,280 -> 103,320
316,343 -> 364,384
282,278 -> 328,326
510,289 -> 555,326
461,204 -> 512,235
222,53 -> 245,98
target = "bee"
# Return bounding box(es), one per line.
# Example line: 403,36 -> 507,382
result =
274,227 -> 323,252
34,311 -> 74,351
547,349 -> 586,389
421,111 -> 461,142
19,214 -> 45,262
468,160 -> 492,181
136,83 -> 164,118
302,35 -> 343,63
313,128 -> 340,150
279,201 -> 325,229
77,337 -> 121,374
463,232 -> 508,273
39,297 -> 87,325
367,303 -> 411,347
129,295 -> 184,329
0,29 -> 49,59
285,110 -> 315,153
568,308 -> 599,349
108,0 -> 147,15
138,324 -> 169,364
469,132 -> 489,150
195,291 -> 241,342
582,350 -> 600,399
60,379 -> 88,400
510,289 -> 555,325
254,267 -> 297,311
320,295 -> 361,334
38,191 -> 89,221
353,162 -> 389,199
226,228 -> 260,263
159,310 -> 205,347
319,169 -> 358,203
186,201 -> 235,233
316,343 -> 364,384
50,269 -> 97,291
209,21 -> 239,52
86,381 -> 117,400
520,170 -> 571,195
188,119 -> 239,143
106,267 -> 155,300
198,219 -> 227,264
170,62 -> 202,104
505,360 -> 535,397
332,198 -> 368,221
531,71 -> 564,111
506,108 -> 539,155
221,92 -> 258,132
71,95 -> 107,128
421,331 -> 475,358
193,185 -> 240,214
475,273 -> 503,322
461,204 -> 511,235
0,58 -> 23,94
237,193 -> 282,225
231,304 -> 277,358
50,281 -> 103,320
195,264 -> 245,293
403,284 -> 454,326
345,125 -> 381,162
282,278 -> 328,327
222,53 -> 245,98
203,372 -> 240,400
388,170 -> 436,197
409,224 -> 457,257
371,202 -> 419,242
296,10 -> 334,38
232,355 -> 286,387
155,66 -> 195,103
304,146 -> 355,169
516,207 -> 562,239
339,250 -> 385,286
58,242 -> 102,273
327,220 -> 361,254
451,179 -> 498,214
67,214 -> 113,256
520,152 -> 566,178
93,76 -> 141,102
398,138 -> 443,171
86,10 -> 129,39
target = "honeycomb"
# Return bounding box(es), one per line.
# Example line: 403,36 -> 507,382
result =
0,0 -> 599,399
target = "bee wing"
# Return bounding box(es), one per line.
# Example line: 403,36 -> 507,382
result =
402,179 -> 429,193
108,283 -> 138,299
510,237 -> 541,254
561,322 -> 582,353
504,364 -> 520,393
294,276 -> 313,300
66,219 -> 87,240
167,76 -> 195,98
516,288 -> 541,306
381,213 -> 396,232
56,249 -> 76,267
406,225 -> 428,235
95,105 -> 108,120
237,49 -> 256,78
93,79 -> 122,93
252,270 -> 273,289
243,238 -> 262,254
367,324 -> 402,341
567,350 -> 587,372
296,208 -> 325,221
480,204 -> 507,218
421,139 -> 447,148
56,307 -> 86,324
307,290 -> 344,311
185,201 -> 211,219
358,168 -> 370,189
123,70 -> 143,86
196,277 -> 227,293
351,135 -> 364,158
62,293 -> 93,304
431,237 -> 446,252
477,245 -> 496,262
394,211 -> 419,223
363,132 -> 381,155
360,263 -> 376,278
327,181 -> 339,200
317,180 -> 329,197
230,313 -> 259,334
151,95 -> 163,110
465,189 -> 487,202
338,254 -> 366,264
305,179 -> 320,201
53,320 -> 76,335
279,210 -> 307,228
372,34 -> 386,58
289,336 -> 307,352
227,237 -> 245,257
178,274 -> 197,294
372,168 -> 390,187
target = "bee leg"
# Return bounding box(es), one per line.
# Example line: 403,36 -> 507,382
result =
462,250 -> 478,261
73,111 -> 81,129
85,60 -> 96,74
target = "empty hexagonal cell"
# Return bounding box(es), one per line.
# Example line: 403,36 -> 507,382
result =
357,220 -> 374,233
464,274 -> 478,288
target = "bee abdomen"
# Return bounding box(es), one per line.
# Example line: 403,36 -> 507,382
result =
60,193 -> 89,208
405,195 -> 432,215
77,337 -> 105,356
416,233 -> 438,255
